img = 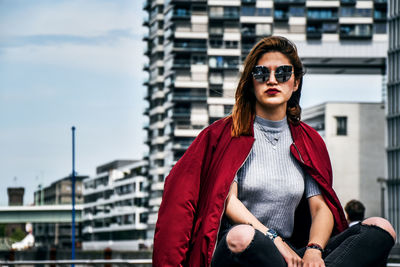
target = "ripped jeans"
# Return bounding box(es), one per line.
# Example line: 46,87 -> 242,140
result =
211,223 -> 395,267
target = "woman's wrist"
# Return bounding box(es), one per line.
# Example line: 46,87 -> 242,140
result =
306,243 -> 324,254
265,228 -> 279,241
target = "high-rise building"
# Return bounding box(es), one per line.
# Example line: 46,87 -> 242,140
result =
143,0 -> 388,239
33,175 -> 87,248
82,160 -> 150,251
387,0 -> 399,242
303,102 -> 386,218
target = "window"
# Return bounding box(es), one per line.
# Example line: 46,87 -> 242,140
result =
256,8 -> 272,17
256,24 -> 272,36
224,105 -> 233,115
289,7 -> 304,17
322,23 -> 337,33
241,7 -> 255,16
336,116 -> 347,136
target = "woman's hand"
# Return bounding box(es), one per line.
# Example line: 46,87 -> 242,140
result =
302,249 -> 325,267
274,237 -> 303,267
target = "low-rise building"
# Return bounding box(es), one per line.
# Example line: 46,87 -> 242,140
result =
33,175 -> 87,248
303,102 -> 386,218
82,160 -> 150,251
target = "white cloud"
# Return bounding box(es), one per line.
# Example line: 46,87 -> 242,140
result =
1,38 -> 146,77
0,0 -> 146,37
0,1 -> 147,77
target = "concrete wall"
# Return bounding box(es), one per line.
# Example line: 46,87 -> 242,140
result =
359,103 -> 386,217
325,103 -> 361,208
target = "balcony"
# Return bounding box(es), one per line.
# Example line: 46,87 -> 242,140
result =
209,12 -> 240,20
209,57 -> 239,69
142,1 -> 150,11
173,42 -> 207,52
143,121 -> 149,130
171,10 -> 191,20
306,24 -> 323,39
274,0 -> 305,4
274,10 -> 289,21
306,30 -> 322,40
142,33 -> 149,42
374,0 -> 387,7
209,28 -> 223,36
143,46 -> 150,56
172,108 -> 191,118
340,24 -> 372,40
374,10 -> 387,22
307,9 -> 338,22
209,86 -> 223,97
241,43 -> 254,51
142,17 -> 149,26
172,59 -> 191,68
172,92 -> 207,102
172,141 -> 191,151
241,28 -> 256,37
340,0 -> 356,5
143,107 -> 149,115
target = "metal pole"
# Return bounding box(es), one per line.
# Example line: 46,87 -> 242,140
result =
71,126 -> 76,266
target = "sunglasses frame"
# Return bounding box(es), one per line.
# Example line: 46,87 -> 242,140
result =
252,65 -> 294,83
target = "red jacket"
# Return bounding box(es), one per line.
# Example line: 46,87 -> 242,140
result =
153,117 -> 348,267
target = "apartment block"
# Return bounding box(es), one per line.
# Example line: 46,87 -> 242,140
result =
82,160 -> 150,251
143,0 -> 388,240
387,0 -> 400,241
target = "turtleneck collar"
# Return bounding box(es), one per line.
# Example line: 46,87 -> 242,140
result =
254,115 -> 287,132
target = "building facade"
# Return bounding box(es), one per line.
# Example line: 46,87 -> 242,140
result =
5,187 -> 25,242
303,102 -> 386,218
33,175 -> 87,248
7,187 -> 24,206
387,0 -> 400,241
143,0 -> 388,239
82,160 -> 150,251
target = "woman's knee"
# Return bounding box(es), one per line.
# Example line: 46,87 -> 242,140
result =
226,224 -> 255,253
362,217 -> 397,241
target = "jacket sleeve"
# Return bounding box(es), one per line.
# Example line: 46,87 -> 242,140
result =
152,128 -> 213,267
303,125 -> 348,233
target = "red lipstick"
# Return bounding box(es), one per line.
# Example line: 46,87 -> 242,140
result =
266,88 -> 280,95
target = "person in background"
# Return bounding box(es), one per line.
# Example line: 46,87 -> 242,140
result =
345,199 -> 366,227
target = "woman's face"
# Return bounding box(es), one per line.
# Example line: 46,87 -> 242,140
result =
252,51 -> 299,119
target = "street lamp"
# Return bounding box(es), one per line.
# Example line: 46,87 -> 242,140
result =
71,126 -> 76,266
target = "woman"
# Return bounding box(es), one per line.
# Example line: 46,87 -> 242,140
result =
153,36 -> 396,267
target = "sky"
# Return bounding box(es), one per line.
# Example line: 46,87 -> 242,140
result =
0,0 -> 383,206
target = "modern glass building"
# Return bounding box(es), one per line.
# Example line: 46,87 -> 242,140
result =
143,0 -> 388,242
387,0 -> 400,243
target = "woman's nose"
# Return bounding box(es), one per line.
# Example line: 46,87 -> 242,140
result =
266,71 -> 278,84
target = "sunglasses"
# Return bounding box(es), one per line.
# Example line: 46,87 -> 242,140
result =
252,65 -> 294,83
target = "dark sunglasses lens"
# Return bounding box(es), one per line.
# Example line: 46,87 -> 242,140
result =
275,66 -> 293,82
253,66 -> 270,82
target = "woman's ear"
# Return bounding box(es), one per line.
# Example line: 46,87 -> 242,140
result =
293,79 -> 300,92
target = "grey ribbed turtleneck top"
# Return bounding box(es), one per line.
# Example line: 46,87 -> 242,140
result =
234,116 -> 321,238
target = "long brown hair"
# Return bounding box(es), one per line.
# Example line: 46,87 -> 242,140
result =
231,36 -> 305,137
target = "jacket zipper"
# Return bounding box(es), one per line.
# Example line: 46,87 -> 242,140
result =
212,141 -> 254,259
292,142 -> 304,164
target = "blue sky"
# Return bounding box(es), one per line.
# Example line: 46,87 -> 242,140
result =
0,0 -> 147,205
0,0 -> 383,206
